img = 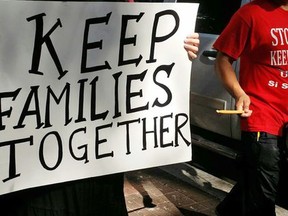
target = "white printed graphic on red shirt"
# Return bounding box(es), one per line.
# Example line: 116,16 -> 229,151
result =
268,28 -> 288,89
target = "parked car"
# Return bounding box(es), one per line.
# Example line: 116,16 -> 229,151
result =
177,0 -> 252,160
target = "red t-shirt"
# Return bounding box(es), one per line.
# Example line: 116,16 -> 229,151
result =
213,0 -> 288,136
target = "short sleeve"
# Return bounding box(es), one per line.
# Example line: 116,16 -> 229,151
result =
213,10 -> 251,60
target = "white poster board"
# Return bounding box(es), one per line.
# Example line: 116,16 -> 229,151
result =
0,1 -> 198,195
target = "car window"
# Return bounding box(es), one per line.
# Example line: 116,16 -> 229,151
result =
177,0 -> 242,34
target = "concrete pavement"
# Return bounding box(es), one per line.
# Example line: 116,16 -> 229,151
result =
124,164 -> 221,216
124,163 -> 288,216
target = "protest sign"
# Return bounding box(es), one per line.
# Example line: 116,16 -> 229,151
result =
0,1 -> 198,195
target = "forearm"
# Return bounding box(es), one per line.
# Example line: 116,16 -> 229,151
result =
215,52 -> 245,99
215,51 -> 252,117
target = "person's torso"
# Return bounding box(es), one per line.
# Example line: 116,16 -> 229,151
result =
238,0 -> 288,135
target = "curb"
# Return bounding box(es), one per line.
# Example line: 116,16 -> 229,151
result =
160,163 -> 233,201
160,163 -> 288,216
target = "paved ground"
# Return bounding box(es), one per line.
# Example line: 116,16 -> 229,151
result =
124,163 -> 288,216
124,165 -> 220,216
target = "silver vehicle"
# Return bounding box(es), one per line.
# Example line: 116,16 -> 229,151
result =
178,0 -> 252,159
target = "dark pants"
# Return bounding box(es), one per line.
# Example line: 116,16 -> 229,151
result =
217,132 -> 282,216
0,173 -> 128,216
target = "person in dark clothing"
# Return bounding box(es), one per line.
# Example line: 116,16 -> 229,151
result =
0,174 -> 127,216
